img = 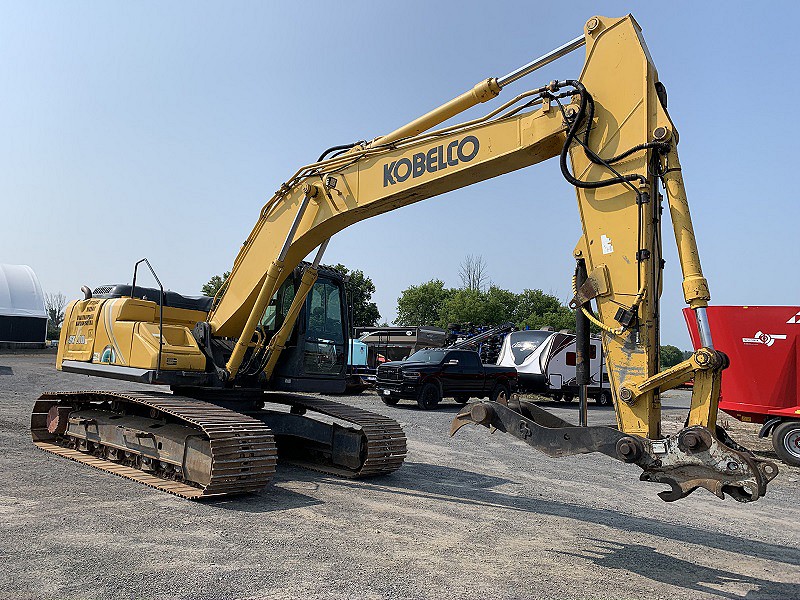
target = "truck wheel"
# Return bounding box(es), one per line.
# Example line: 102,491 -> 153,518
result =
417,383 -> 442,410
490,383 -> 510,404
381,396 -> 400,406
551,393 -> 563,402
454,395 -> 469,404
596,390 -> 612,407
772,420 -> 800,466
562,394 -> 575,403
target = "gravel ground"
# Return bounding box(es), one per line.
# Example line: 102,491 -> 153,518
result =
1,350 -> 798,600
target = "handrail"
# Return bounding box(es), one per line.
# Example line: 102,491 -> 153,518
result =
131,258 -> 164,381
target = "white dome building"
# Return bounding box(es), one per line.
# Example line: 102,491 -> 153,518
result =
0,264 -> 47,347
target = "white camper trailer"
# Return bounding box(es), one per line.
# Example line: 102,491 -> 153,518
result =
496,329 -> 612,406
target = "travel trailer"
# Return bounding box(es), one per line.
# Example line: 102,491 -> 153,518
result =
496,329 -> 611,405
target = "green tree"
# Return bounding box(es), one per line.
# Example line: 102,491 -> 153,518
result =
202,271 -> 230,297
395,279 -> 452,325
439,288 -> 486,327
439,285 -> 519,327
514,289 -> 575,331
326,263 -> 380,328
520,309 -> 575,332
660,344 -> 685,369
482,285 -> 518,325
396,279 -> 577,331
514,289 -> 566,324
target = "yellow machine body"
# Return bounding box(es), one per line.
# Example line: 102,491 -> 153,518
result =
193,14 -> 705,439
58,297 -> 206,371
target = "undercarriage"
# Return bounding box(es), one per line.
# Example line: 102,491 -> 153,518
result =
32,390 -> 406,499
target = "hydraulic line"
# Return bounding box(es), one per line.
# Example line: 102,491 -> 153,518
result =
571,273 -> 625,337
317,142 -> 360,162
557,80 -> 668,190
580,90 -> 669,166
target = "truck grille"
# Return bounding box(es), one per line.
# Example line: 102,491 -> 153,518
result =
377,366 -> 401,381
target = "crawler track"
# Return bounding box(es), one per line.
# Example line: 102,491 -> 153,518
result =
264,393 -> 407,477
32,391 -> 278,499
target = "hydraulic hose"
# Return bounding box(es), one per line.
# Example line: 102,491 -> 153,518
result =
571,273 -> 625,336
317,142 -> 360,162
558,80 -> 667,189
581,91 -> 669,166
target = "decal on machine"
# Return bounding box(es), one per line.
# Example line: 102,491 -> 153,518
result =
100,345 -> 116,364
601,234 -> 614,254
383,136 -> 480,187
786,310 -> 800,324
742,331 -> 787,347
103,299 -> 127,365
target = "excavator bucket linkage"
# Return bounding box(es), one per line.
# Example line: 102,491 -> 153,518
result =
451,398 -> 778,503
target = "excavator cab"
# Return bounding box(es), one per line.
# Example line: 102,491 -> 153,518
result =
262,265 -> 350,394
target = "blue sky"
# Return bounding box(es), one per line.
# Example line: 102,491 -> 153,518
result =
2,1 -> 798,348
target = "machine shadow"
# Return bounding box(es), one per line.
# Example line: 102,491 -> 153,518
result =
314,461 -> 800,568
386,402 -> 464,413
554,539 -> 797,599
209,467 -> 324,513
526,398 -> 613,411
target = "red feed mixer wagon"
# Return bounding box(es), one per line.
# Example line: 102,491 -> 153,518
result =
684,306 -> 800,466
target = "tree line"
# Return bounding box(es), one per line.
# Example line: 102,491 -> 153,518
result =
396,254 -> 574,330
395,279 -> 575,331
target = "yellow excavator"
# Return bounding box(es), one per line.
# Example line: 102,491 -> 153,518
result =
33,14 -> 778,502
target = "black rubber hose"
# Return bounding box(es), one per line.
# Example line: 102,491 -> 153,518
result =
580,91 -> 668,165
317,143 -> 359,162
559,80 -> 644,189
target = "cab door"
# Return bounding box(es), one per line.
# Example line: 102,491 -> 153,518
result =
302,278 -> 346,377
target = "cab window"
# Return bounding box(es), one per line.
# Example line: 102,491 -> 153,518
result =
304,279 -> 345,375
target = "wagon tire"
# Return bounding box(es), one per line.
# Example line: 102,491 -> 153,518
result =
596,390 -> 613,407
772,420 -> 800,467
